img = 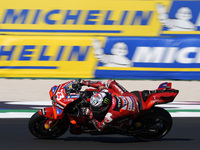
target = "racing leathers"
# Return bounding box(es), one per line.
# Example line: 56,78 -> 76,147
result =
80,79 -> 139,131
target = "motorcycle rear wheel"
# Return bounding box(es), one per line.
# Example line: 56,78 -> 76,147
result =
28,112 -> 69,139
134,107 -> 172,141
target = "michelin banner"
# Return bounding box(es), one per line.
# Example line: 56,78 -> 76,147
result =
1,0 -> 200,36
0,36 -> 102,78
1,35 -> 200,80
0,0 -> 169,36
94,37 -> 200,80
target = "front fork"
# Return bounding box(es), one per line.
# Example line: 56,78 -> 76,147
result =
44,119 -> 57,130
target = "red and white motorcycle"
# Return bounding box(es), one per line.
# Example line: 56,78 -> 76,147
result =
29,80 -> 178,141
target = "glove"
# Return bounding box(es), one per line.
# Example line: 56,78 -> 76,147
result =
81,107 -> 93,120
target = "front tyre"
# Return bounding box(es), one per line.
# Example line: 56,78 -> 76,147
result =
28,112 -> 70,139
134,107 -> 172,141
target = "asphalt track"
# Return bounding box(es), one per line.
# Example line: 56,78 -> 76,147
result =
0,118 -> 200,150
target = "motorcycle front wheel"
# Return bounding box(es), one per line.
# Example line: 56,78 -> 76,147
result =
134,107 -> 172,141
28,112 -> 70,139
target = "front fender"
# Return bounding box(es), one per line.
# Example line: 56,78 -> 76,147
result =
38,107 -> 54,119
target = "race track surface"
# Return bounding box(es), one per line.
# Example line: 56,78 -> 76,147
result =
0,118 -> 199,150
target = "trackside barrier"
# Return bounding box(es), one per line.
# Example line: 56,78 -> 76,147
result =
1,0 -> 200,80
94,37 -> 200,80
0,36 -> 105,78
1,0 -> 200,37
1,36 -> 200,80
0,0 -> 169,36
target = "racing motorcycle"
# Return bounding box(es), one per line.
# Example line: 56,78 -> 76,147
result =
29,80 -> 179,141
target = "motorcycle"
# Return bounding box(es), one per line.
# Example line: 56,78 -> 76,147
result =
29,80 -> 179,141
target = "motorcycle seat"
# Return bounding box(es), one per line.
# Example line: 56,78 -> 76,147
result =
142,90 -> 155,102
131,91 -> 143,111
131,90 -> 154,111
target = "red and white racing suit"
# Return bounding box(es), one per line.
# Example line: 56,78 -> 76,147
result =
81,79 -> 139,131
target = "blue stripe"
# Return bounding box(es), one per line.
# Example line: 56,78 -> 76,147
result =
95,70 -> 200,80
0,29 -> 121,33
134,63 -> 200,68
160,33 -> 200,37
0,66 -> 57,69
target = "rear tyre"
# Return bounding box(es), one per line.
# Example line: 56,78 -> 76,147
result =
134,107 -> 172,141
28,112 -> 69,139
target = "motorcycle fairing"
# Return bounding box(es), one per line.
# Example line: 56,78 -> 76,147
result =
39,81 -> 84,120
53,81 -> 81,106
131,82 -> 178,111
144,91 -> 178,110
49,85 -> 58,100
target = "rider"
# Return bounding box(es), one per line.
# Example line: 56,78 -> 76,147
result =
79,79 -> 139,131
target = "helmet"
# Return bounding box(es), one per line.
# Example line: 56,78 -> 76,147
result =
90,92 -> 112,117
